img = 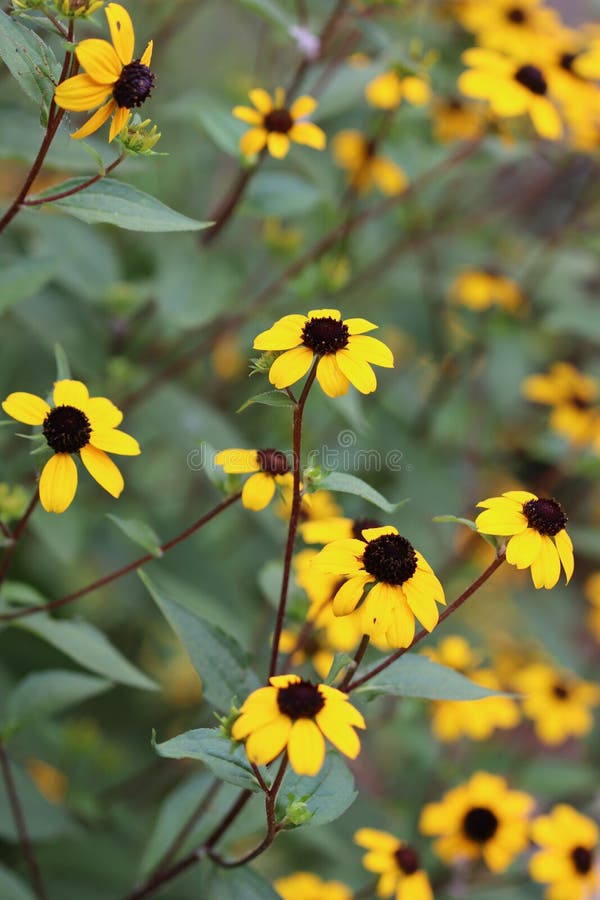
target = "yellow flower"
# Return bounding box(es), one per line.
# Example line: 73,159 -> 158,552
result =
475,491 -> 573,589
452,0 -> 566,57
419,771 -> 534,872
365,70 -> 431,109
54,3 -> 154,142
2,379 -> 140,514
423,634 -> 480,672
55,0 -> 105,17
522,363 -> 599,447
432,96 -> 485,143
278,487 -> 342,523
458,48 -> 563,139
27,759 -> 68,804
214,448 -> 293,511
530,805 -> 599,900
333,130 -> 408,195
512,662 -> 600,745
585,572 -> 600,645
232,674 -> 366,776
233,88 -> 326,159
430,668 -> 520,742
274,871 -> 352,900
313,525 -> 445,648
253,309 -> 394,397
355,828 -> 433,900
449,269 -> 525,312
300,514 -> 381,545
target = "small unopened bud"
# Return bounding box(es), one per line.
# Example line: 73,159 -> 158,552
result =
117,116 -> 163,156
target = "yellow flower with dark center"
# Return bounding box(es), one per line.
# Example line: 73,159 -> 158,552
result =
432,96 -> 485,143
233,88 -> 326,159
355,828 -> 433,900
475,490 -> 573,589
333,130 -> 408,196
452,0 -> 566,57
214,448 -> 292,511
2,379 -> 140,513
530,804 -> 599,900
313,525 -> 445,648
522,363 -> 599,447
54,3 -> 155,142
458,48 -> 563,139
547,48 -> 600,150
253,308 -> 394,397
419,771 -> 534,872
365,70 -> 431,109
300,514 -> 382,545
449,269 -> 525,312
274,871 -> 352,900
231,674 -> 365,776
512,662 -> 600,745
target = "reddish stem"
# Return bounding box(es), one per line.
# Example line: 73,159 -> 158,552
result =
23,154 -> 126,206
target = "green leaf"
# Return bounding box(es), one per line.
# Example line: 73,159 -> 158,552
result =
15,615 -> 157,691
28,178 -> 212,232
2,669 -> 111,740
237,390 -> 295,413
153,728 -> 260,792
0,761 -> 75,842
106,515 -> 162,558
324,652 -> 354,685
54,343 -> 71,380
0,862 -> 37,900
237,0 -> 292,29
354,653 -> 508,701
278,754 -> 357,828
140,570 -> 260,712
315,472 -> 408,514
205,864 -> 281,900
0,10 -> 59,115
0,258 -> 56,312
433,514 -> 499,549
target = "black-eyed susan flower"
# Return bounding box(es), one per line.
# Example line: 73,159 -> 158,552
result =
274,871 -> 352,900
54,2 -> 155,142
333,130 -> 408,196
530,804 -> 599,900
458,48 -> 563,139
449,268 -> 525,313
419,771 -> 534,872
313,526 -> 445,648
453,0 -> 566,57
2,380 -> 140,514
253,309 -> 394,397
475,491 -> 573,589
522,363 -> 599,447
231,674 -> 365,776
214,448 -> 293,511
355,828 -> 433,900
512,662 -> 600,745
365,70 -> 431,109
233,88 -> 325,159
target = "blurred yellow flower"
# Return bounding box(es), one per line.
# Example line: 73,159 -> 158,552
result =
430,668 -> 520,742
522,363 -> 600,447
300,513 -> 381,545
274,871 -> 352,900
449,269 -> 525,312
355,828 -> 433,899
365,70 -> 431,109
452,0 -> 566,57
530,804 -> 599,900
432,96 -> 485,143
513,662 -> 600,745
233,88 -> 325,159
27,759 -> 68,804
333,130 -> 408,196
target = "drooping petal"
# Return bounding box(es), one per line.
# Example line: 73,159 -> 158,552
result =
385,594 -> 415,648
248,88 -> 273,114
76,38 -> 122,84
242,472 -> 276,510
231,688 -> 279,738
530,535 -> 561,589
2,392 -> 49,425
245,715 -> 291,766
71,99 -> 116,139
239,127 -> 268,157
347,334 -> 394,367
289,95 -> 317,119
506,528 -> 542,569
39,453 -> 78,514
267,132 -> 290,158
54,74 -> 113,112
402,576 -> 440,632
315,705 -> 362,759
335,350 -> 377,394
287,718 -> 326,775
316,355 -> 350,397
214,449 -> 260,474
361,582 -> 399,635
554,529 -> 574,583
529,97 -> 563,140
53,380 -> 89,409
109,105 -> 130,142
268,346 -> 314,389
288,121 -> 326,150
332,573 -> 372,615
90,429 -> 140,455
232,105 -> 264,125
80,444 -> 124,498
105,2 -> 135,65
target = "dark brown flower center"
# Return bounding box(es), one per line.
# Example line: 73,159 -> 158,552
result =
257,448 -> 290,476
302,316 -> 349,355
113,59 -> 155,109
552,682 -> 570,700
463,807 -> 499,843
264,108 -> 294,133
363,533 -> 418,585
523,498 -> 567,536
394,846 -> 420,875
352,518 -> 381,540
514,64 -> 547,95
276,680 -> 325,720
572,845 -> 593,875
571,395 -> 591,410
506,6 -> 527,23
43,405 -> 91,454
560,52 -> 578,73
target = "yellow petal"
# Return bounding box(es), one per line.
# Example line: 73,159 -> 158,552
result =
362,526 -> 397,541
316,355 -> 350,397
475,507 -> 526,536
214,449 -> 260,473
554,529 -> 574,584
2,392 -> 49,425
332,130 -> 365,167
315,706 -> 362,759
268,346 -> 314,389
245,715 -> 291,766
80,444 -> 124,498
334,351 -> 377,393
140,40 -> 153,67
506,528 -> 542,569
90,429 -> 140,455
109,105 -> 129,142
239,127 -> 267,157
232,105 -> 263,125
242,472 -> 275,510
53,380 -> 89,409
530,536 -> 561,589
369,156 -> 407,196
347,335 -> 394,367
287,718 -> 325,775
289,95 -> 317,119
71,99 -> 115,139
288,122 -> 326,150
308,308 -> 341,320
332,573 -> 372,615
76,38 -> 121,84
39,453 -> 78,514
85,397 -> 123,429
402,577 -> 440,632
267,132 -> 290,158
385,594 -> 416,648
105,2 -> 134,65
253,315 -> 306,351
54,74 -> 113,112
345,318 -> 378,334
529,97 -> 563,140
248,88 -> 273,114
355,827 -> 400,851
